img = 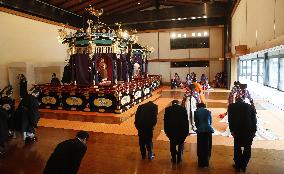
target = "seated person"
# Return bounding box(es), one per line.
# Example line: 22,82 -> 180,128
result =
51,73 -> 61,85
171,73 -> 182,89
185,74 -> 192,87
200,74 -> 210,90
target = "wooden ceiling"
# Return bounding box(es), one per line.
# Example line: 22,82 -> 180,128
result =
44,0 -> 229,17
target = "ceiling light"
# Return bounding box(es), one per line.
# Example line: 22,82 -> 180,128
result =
138,2 -> 141,5
171,18 -> 176,21
203,31 -> 208,36
191,17 -> 196,19
192,33 -> 196,37
177,33 -> 182,38
197,17 -> 202,18
177,18 -> 182,20
203,15 -> 207,18
198,32 -> 202,36
171,33 -> 176,38
183,18 -> 187,20
183,34 -> 187,38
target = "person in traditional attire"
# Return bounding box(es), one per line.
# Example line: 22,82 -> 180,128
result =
185,74 -> 192,87
0,107 -> 9,156
192,78 -> 205,103
194,103 -> 214,168
200,74 -> 210,90
43,131 -> 89,174
18,74 -> 27,99
0,88 -> 16,138
50,73 -> 61,85
228,95 -> 257,172
134,101 -> 158,160
164,100 -> 189,164
61,63 -> 72,84
182,84 -> 200,133
171,73 -> 182,89
98,59 -> 108,82
16,88 -> 40,142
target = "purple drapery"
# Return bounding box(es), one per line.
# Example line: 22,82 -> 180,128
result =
70,54 -> 92,85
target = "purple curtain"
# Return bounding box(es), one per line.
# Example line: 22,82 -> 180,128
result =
70,54 -> 92,85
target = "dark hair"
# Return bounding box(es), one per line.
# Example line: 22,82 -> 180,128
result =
239,84 -> 247,89
193,78 -> 197,82
197,103 -> 206,108
234,81 -> 240,86
172,100 -> 179,105
76,131 -> 89,140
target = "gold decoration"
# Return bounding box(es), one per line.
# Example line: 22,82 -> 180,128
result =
66,97 -> 83,106
99,109 -> 105,112
57,25 -> 67,43
42,96 -> 57,105
115,109 -> 122,114
93,98 -> 113,107
86,6 -> 103,21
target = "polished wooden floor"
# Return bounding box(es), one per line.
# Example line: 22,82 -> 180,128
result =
1,89 -> 284,174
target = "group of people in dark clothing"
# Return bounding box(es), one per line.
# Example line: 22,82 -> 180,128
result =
135,83 -> 257,172
135,99 -> 214,167
0,74 -> 41,156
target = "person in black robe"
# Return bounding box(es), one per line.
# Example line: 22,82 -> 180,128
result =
164,100 -> 189,164
61,63 -> 72,84
0,89 -> 16,138
18,74 -> 27,99
16,89 -> 40,142
43,131 -> 89,174
134,101 -> 158,160
50,73 -> 61,85
0,107 -> 9,156
228,95 -> 257,172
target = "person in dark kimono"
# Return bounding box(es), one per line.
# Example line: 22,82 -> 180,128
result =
164,100 -> 189,164
61,63 -> 72,84
0,88 -> 16,138
17,89 -> 40,142
43,131 -> 89,174
134,101 -> 158,160
18,74 -> 27,99
50,73 -> 61,85
194,103 -> 214,168
228,95 -> 257,172
0,107 -> 9,156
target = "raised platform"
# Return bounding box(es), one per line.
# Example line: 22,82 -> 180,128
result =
36,75 -> 161,114
40,87 -> 162,124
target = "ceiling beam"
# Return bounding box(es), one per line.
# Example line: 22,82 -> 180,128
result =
50,0 -> 67,6
60,0 -> 88,9
101,2 -> 228,25
106,0 -> 152,15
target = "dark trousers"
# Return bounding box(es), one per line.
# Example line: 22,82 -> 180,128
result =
234,139 -> 251,169
170,140 -> 184,163
139,136 -> 153,159
197,132 -> 212,167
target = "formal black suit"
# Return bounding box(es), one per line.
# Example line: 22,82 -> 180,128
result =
0,108 -> 8,150
134,101 -> 158,159
164,104 -> 189,163
43,138 -> 87,174
228,100 -> 257,170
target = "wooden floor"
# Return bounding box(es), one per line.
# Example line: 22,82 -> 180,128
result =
1,87 -> 284,174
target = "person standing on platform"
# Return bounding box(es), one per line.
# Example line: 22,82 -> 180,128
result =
134,101 -> 158,160
194,103 -> 214,168
164,100 -> 189,164
228,95 -> 257,172
43,131 -> 89,174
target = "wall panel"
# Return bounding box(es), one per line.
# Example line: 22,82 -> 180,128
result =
209,27 -> 223,58
137,32 -> 158,59
275,0 -> 284,38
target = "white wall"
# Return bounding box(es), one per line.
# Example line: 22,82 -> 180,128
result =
0,11 -> 73,90
139,27 -> 224,82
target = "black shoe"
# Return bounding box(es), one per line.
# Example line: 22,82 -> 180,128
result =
232,164 -> 241,172
241,167 -> 247,172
